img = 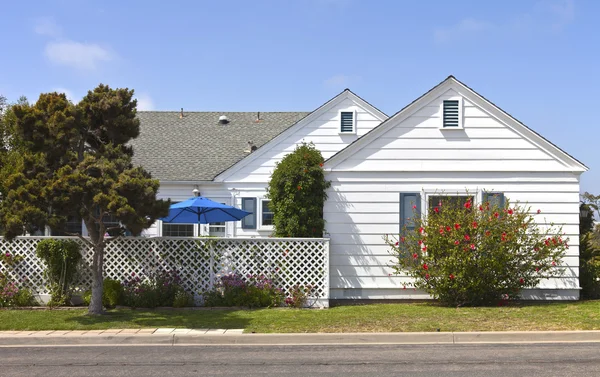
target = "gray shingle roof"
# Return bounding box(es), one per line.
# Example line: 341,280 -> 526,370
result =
131,111 -> 310,181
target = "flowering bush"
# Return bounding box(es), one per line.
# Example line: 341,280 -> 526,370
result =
0,252 -> 24,267
122,269 -> 191,308
204,272 -> 285,308
0,272 -> 37,307
285,285 -> 313,308
385,195 -> 568,306
35,239 -> 82,306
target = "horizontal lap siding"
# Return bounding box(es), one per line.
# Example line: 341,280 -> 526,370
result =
226,98 -> 383,183
325,89 -> 581,298
326,179 -> 581,294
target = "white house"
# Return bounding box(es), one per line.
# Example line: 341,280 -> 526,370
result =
66,76 -> 588,301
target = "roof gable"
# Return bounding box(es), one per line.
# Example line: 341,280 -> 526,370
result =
213,89 -> 388,182
325,76 -> 588,172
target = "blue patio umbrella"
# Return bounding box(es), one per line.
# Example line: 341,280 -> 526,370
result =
160,196 -> 251,224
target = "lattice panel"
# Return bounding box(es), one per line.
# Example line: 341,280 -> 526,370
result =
0,236 -> 329,305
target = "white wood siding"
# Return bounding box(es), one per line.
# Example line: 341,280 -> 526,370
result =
325,88 -> 582,300
224,97 -> 383,183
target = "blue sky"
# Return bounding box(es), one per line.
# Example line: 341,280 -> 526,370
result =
0,0 -> 598,193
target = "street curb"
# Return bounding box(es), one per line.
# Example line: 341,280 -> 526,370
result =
0,331 -> 599,346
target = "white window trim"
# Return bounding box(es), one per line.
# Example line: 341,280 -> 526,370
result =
258,199 -> 274,231
439,97 -> 463,130
422,189 -> 480,218
206,197 -> 230,237
338,109 -> 357,135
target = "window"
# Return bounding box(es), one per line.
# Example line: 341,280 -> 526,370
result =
482,192 -> 505,209
209,202 -> 227,236
261,200 -> 274,227
428,195 -> 474,213
51,215 -> 83,236
340,111 -> 355,133
241,198 -> 257,229
400,193 -> 421,234
162,201 -> 194,237
442,99 -> 461,128
162,224 -> 194,237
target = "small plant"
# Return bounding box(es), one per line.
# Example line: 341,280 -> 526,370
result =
385,194 -> 568,306
36,239 -> 82,306
285,285 -> 312,308
0,252 -> 24,267
172,288 -> 194,308
203,272 -> 285,308
122,269 -> 191,308
0,272 -> 37,307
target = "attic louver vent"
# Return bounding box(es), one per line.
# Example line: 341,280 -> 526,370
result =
340,111 -> 354,133
443,100 -> 460,127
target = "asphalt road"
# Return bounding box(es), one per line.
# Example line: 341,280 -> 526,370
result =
0,343 -> 599,377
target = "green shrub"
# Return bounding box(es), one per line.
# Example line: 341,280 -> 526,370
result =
123,269 -> 190,308
172,288 -> 194,308
385,195 -> 567,306
267,142 -> 331,237
81,278 -> 124,308
35,239 -> 82,306
203,273 -> 284,308
0,272 -> 37,307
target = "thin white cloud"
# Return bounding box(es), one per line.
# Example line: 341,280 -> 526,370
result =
52,87 -> 77,103
540,0 -> 575,30
434,18 -> 493,44
34,17 -> 62,38
324,74 -> 361,89
434,0 -> 575,43
45,40 -> 114,71
135,93 -> 154,111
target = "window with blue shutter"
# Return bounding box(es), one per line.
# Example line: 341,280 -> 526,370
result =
340,111 -> 354,133
442,100 -> 460,127
400,193 -> 421,234
482,192 -> 505,209
241,198 -> 257,229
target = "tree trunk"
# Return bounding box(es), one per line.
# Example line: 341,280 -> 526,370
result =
86,219 -> 105,315
89,243 -> 105,314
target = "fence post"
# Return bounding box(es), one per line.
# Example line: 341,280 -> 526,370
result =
322,238 -> 330,308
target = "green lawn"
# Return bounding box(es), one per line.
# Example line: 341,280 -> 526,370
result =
1,301 -> 599,333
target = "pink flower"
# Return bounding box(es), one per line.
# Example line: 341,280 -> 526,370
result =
485,230 -> 491,236
494,212 -> 500,218
552,261 -> 557,266
425,273 -> 430,280
423,263 -> 429,270
454,240 -> 460,245
413,253 -> 418,259
434,207 -> 439,213
418,227 -> 425,234
470,244 -> 476,250
439,228 -> 444,234
479,205 -> 484,211
446,226 -> 452,232
395,241 -> 399,246
418,240 -> 423,245
472,221 -> 478,229
454,223 -> 461,230
464,234 -> 470,241
519,278 -> 525,284
422,246 -> 427,252
464,201 -> 472,209
449,274 -> 455,280
537,209 -> 541,214
507,209 -> 514,215
412,205 -> 417,210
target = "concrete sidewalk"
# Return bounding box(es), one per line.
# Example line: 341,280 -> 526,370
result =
1,329 -> 600,346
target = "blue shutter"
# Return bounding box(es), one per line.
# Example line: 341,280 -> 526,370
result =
400,193 -> 421,235
340,112 -> 354,133
443,100 -> 460,127
241,198 -> 257,229
482,192 -> 505,209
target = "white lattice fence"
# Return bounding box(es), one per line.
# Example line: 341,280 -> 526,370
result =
0,236 -> 330,306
